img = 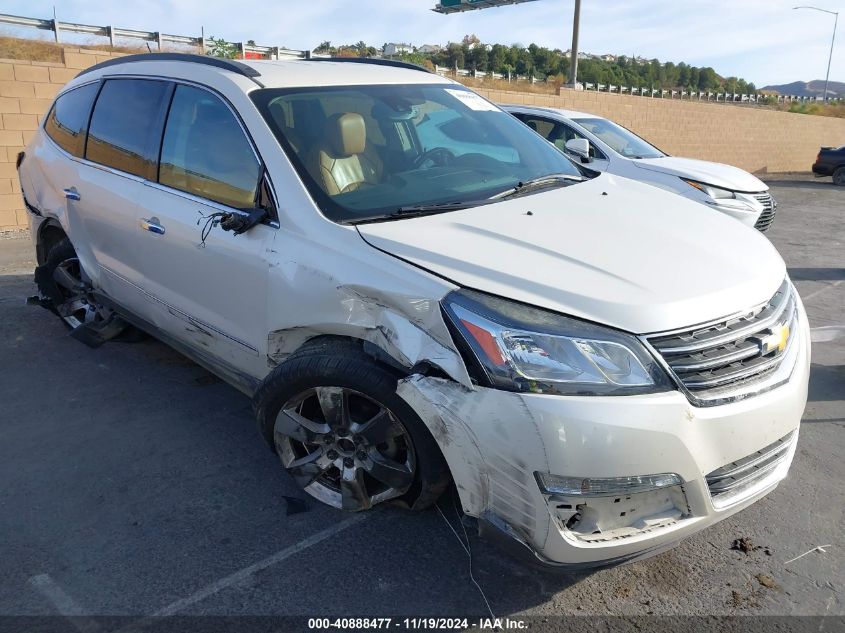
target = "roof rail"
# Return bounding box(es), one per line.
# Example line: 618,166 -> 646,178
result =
304,57 -> 432,74
76,53 -> 263,80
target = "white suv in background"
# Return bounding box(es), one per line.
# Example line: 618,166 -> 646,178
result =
17,54 -> 808,569
506,105 -> 778,232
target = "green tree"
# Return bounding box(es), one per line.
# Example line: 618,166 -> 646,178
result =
698,67 -> 718,91
207,36 -> 237,59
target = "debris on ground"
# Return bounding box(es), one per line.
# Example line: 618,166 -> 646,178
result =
755,574 -> 778,589
731,537 -> 771,556
784,544 -> 832,565
728,586 -> 763,610
732,537 -> 755,553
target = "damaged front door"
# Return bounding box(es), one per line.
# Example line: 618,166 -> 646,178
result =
126,83 -> 274,376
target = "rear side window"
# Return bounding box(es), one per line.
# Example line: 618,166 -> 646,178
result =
159,85 -> 260,209
514,114 -> 555,139
86,79 -> 170,179
44,83 -> 99,157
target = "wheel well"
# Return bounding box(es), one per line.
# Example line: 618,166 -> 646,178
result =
36,222 -> 68,265
287,334 -> 451,381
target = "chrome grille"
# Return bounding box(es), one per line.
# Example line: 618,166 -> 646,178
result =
706,431 -> 794,508
646,280 -> 797,403
753,193 -> 777,232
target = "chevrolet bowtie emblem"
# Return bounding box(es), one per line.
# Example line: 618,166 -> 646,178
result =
759,323 -> 790,355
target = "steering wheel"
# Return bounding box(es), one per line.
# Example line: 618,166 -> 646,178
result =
414,147 -> 456,168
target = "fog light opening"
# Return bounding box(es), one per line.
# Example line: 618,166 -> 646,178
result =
535,472 -> 690,543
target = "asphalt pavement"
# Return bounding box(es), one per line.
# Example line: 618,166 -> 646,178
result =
0,175 -> 842,622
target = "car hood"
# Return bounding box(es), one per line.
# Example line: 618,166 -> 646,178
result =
357,174 -> 785,334
632,156 -> 767,193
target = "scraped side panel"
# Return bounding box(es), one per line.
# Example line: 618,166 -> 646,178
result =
264,231 -> 472,387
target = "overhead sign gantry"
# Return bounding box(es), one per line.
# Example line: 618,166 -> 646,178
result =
433,0 -> 538,14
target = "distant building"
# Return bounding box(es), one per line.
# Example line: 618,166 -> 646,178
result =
418,44 -> 442,54
384,43 -> 414,56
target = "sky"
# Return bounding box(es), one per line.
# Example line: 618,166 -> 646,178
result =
2,0 -> 842,86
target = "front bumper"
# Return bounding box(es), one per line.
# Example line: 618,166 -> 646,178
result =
398,303 -> 810,568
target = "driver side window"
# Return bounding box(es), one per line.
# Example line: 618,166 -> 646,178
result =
553,123 -> 606,160
519,115 -> 605,160
159,85 -> 261,209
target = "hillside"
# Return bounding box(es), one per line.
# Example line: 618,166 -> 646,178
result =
317,36 -> 758,93
762,80 -> 845,98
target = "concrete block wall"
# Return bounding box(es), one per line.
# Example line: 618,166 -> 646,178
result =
0,48 -> 125,232
2,48 -> 844,231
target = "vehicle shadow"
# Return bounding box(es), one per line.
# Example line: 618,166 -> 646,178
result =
788,267 -> 845,282
763,179 -> 836,189
807,363 -> 845,403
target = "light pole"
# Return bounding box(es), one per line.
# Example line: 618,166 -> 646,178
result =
793,5 -> 839,101
567,0 -> 581,88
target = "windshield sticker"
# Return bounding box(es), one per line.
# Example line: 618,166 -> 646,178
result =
444,89 -> 501,112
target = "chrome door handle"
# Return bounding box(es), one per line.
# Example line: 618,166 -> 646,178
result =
63,187 -> 80,201
140,218 -> 165,235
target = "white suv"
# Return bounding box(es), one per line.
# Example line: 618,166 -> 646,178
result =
17,54 -> 809,569
505,105 -> 778,232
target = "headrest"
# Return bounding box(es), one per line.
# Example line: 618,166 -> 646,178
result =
327,113 -> 366,157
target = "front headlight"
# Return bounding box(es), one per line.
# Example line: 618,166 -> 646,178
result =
442,289 -> 673,396
683,179 -> 736,200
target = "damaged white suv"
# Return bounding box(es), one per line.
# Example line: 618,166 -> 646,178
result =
18,54 -> 809,569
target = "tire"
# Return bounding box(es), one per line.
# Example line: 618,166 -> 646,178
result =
254,338 -> 451,512
35,239 -> 137,342
35,238 -> 106,330
833,166 -> 845,186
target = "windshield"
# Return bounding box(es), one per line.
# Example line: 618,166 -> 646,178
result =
251,84 -> 586,223
574,117 -> 665,159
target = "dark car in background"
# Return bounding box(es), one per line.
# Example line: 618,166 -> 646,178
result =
812,145 -> 845,185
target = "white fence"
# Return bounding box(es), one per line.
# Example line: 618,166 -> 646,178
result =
435,64 -> 842,104
0,12 -> 308,60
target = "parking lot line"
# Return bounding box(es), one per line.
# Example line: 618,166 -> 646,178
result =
802,279 -> 843,303
151,513 -> 367,617
28,574 -> 101,633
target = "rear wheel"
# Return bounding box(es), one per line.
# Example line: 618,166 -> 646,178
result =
36,239 -> 113,330
833,166 -> 845,186
254,340 -> 451,512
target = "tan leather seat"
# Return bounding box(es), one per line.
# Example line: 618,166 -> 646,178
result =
311,113 -> 380,196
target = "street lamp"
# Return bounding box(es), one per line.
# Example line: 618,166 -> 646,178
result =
568,0 -> 581,88
793,5 -> 839,101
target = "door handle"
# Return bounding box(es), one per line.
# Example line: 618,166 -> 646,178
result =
140,218 -> 166,235
63,187 -> 80,201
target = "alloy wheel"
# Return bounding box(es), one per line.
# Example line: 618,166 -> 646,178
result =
51,256 -> 110,329
274,387 -> 416,511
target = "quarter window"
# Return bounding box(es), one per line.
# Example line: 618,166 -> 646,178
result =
44,83 -> 99,157
159,85 -> 260,209
86,79 -> 169,179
